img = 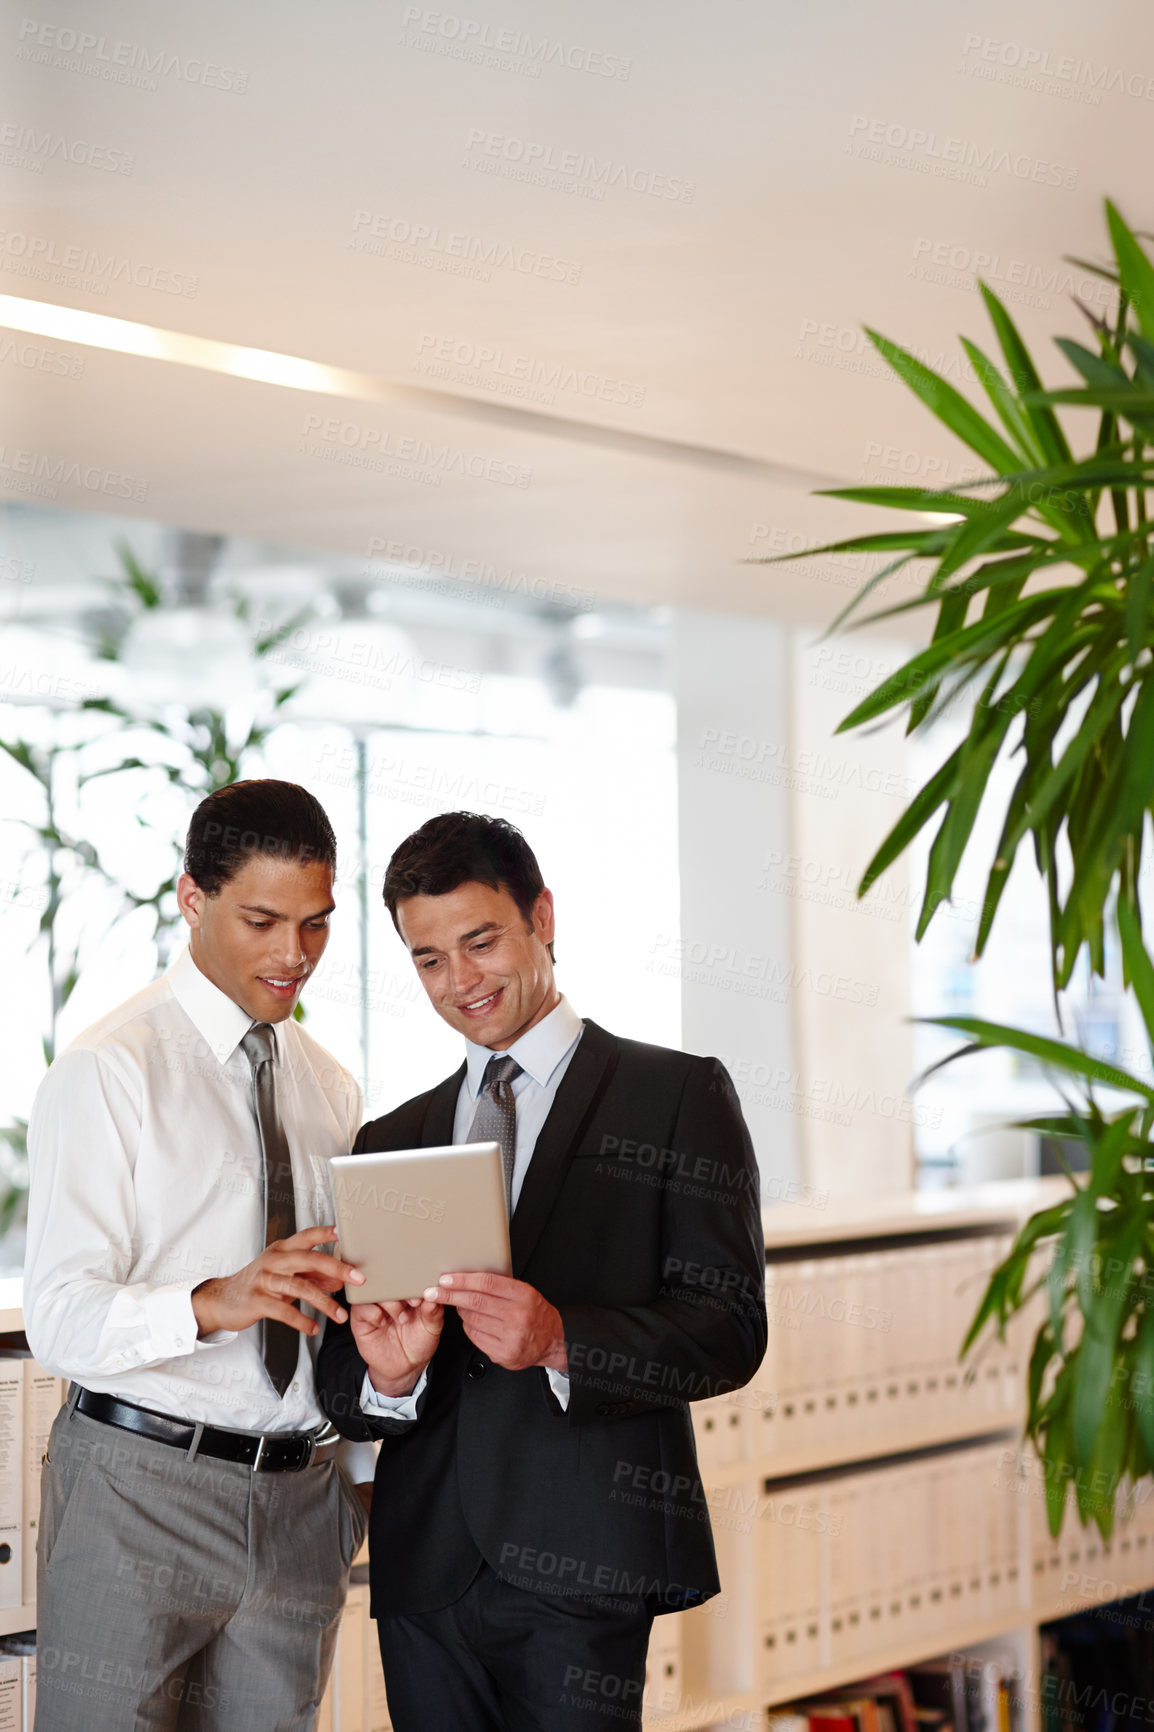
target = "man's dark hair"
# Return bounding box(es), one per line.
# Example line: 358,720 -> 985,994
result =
384,812 -> 552,954
184,780 -> 336,895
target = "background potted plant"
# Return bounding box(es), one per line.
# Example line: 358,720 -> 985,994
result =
764,199 -> 1154,1541
0,544 -> 306,1243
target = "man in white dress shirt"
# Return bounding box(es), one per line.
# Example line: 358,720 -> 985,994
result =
25,779 -> 371,1732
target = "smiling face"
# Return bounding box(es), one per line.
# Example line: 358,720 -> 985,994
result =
177,853 -> 335,1023
396,879 -> 559,1050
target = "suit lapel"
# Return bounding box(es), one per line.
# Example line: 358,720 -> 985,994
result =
510,1021 -> 619,1274
422,1064 -> 465,1147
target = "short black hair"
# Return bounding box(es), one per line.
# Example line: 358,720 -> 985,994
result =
384,812 -> 551,953
184,780 -> 336,895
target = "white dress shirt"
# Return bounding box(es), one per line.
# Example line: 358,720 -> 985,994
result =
362,995 -> 584,1419
24,945 -> 365,1441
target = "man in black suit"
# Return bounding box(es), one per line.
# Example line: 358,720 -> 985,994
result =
318,812 -> 766,1732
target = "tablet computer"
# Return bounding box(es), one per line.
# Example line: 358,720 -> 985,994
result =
330,1141 -> 511,1303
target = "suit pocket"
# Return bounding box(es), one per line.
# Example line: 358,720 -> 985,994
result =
40,1451 -> 92,1581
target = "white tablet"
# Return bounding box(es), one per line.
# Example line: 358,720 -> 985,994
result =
330,1141 -> 512,1303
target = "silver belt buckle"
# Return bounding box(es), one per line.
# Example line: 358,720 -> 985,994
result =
308,1421 -> 338,1468
252,1434 -> 267,1473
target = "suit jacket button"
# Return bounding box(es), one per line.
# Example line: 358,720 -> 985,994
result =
466,1357 -> 488,1380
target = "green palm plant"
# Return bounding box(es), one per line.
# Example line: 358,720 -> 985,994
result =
761,199 -> 1154,1539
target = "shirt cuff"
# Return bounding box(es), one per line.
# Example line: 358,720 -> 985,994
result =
107,1282 -> 236,1365
546,1368 -> 570,1411
360,1367 -> 427,1421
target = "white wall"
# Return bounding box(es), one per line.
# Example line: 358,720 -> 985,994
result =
671,610 -> 799,1197
672,610 -> 915,1201
787,631 -> 915,1196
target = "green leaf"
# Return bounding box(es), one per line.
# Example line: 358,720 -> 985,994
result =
865,329 -> 1022,473
917,1016 -> 1154,1098
814,485 -> 1001,518
1043,1386 -> 1074,1536
1073,1328 -> 1114,1466
1027,1320 -> 1058,1418
1073,1209 -> 1146,1463
909,591 -> 971,731
962,1261 -> 1009,1354
979,282 -> 1073,468
1063,254 -> 1119,288
1124,331 -> 1154,389
855,745 -> 963,897
1118,899 -> 1154,1040
1054,338 -> 1131,393
1060,677 -> 1154,980
974,762 -> 1031,957
1125,551 -> 1154,662
836,593 -> 1055,731
1134,1303 -> 1154,1460
961,337 -> 1043,465
1086,1108 -> 1138,1202
1107,200 -> 1154,344
916,659 -> 1017,935
114,540 -> 162,611
1026,387 -> 1154,422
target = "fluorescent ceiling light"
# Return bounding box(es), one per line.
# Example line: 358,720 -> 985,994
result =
0,294 -> 367,394
0,294 -> 839,489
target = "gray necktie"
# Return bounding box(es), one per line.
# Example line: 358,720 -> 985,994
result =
467,1054 -> 522,1216
242,1023 -> 299,1398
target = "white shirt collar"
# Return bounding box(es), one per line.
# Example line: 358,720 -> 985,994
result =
463,994 -> 583,1098
167,944 -> 272,1067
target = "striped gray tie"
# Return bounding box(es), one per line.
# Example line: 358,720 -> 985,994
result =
467,1054 -> 522,1216
242,1023 -> 299,1398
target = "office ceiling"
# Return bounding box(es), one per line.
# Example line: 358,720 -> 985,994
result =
0,0 -> 1147,632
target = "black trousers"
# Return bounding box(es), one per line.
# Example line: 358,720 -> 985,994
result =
376,1563 -> 654,1732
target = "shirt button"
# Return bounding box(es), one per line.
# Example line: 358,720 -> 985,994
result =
291,1381 -> 300,1393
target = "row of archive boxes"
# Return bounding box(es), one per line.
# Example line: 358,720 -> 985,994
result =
693,1235 -> 1034,1470
1022,1448 -> 1154,1620
761,1435 -> 1028,1688
0,1353 -> 67,1611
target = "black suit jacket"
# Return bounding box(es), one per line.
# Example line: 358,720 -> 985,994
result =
317,1020 -> 766,1618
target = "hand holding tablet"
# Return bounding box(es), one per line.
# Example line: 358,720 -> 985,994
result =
330,1141 -> 512,1304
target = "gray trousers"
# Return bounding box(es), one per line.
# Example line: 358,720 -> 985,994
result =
35,1405 -> 367,1732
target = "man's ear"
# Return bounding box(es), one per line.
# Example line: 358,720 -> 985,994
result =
176,872 -> 206,932
533,888 -> 556,946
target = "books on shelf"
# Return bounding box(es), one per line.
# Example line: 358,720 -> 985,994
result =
769,1650 -> 1023,1732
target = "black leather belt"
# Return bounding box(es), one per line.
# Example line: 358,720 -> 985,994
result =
73,1387 -> 339,1473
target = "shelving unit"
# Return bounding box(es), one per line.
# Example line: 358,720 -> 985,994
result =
641,1177 -> 1146,1732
